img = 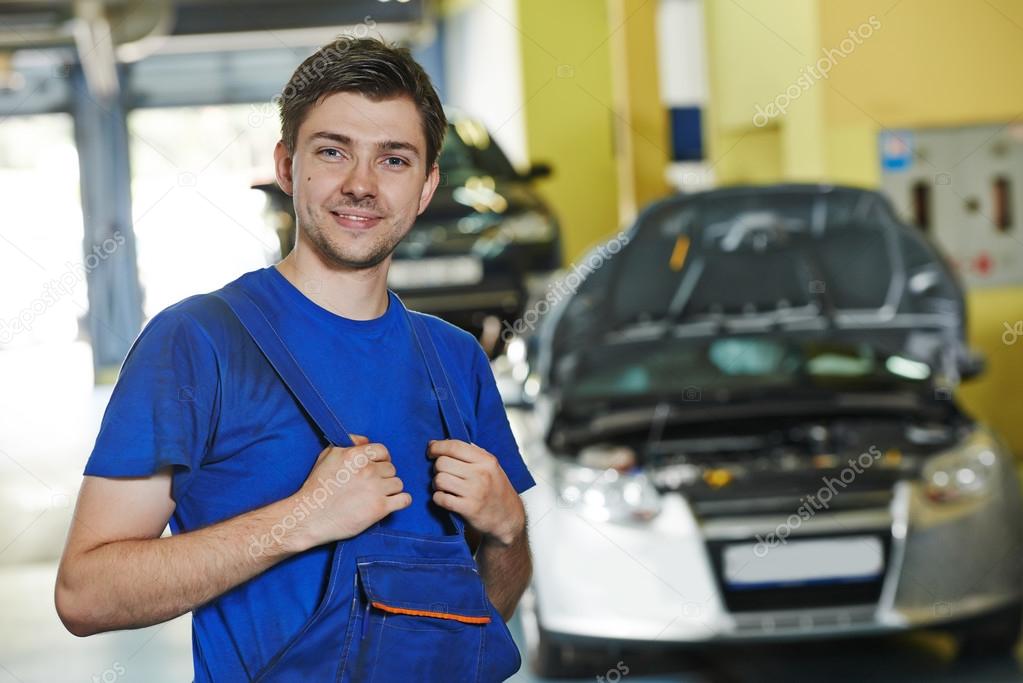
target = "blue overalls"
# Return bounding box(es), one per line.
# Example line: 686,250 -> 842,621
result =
215,284 -> 522,682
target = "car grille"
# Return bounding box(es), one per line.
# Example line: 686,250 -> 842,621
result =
692,488 -> 894,519
730,605 -> 880,635
686,469 -> 898,520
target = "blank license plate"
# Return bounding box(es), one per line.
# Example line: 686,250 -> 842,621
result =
388,256 -> 483,289
723,536 -> 884,589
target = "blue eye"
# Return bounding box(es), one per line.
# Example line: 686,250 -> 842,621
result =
319,148 -> 342,159
383,157 -> 409,168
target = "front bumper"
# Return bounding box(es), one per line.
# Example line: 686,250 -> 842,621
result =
523,450 -> 1023,644
390,240 -> 560,330
395,279 -> 525,338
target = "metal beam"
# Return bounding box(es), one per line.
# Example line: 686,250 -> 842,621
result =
169,0 -> 424,35
68,62 -> 143,380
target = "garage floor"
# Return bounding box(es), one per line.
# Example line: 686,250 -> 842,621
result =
506,632 -> 1023,682
1,343 -> 1020,682
1,562 -> 1020,683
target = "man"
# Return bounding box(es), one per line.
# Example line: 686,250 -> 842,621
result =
55,37 -> 534,681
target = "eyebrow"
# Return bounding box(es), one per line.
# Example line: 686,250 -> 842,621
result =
309,131 -> 421,158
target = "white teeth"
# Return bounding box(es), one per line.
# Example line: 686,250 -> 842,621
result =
336,213 -> 372,222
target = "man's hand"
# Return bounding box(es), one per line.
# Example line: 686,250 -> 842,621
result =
56,434 -> 411,636
427,439 -> 525,547
289,434 -> 412,550
427,439 -> 531,620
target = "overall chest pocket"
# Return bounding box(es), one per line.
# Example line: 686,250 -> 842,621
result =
342,557 -> 493,683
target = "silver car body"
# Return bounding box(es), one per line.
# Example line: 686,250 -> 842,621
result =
505,185 -> 1023,651
512,410 -> 1022,643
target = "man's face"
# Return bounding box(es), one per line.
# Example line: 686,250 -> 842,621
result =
274,91 -> 439,270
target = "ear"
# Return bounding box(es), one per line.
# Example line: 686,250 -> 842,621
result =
417,163 -> 442,216
273,140 -> 295,196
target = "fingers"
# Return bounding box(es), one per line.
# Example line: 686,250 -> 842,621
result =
341,435 -> 391,463
427,439 -> 483,463
432,490 -> 467,514
381,476 -> 405,495
317,435 -> 378,466
385,492 -> 413,513
373,461 -> 397,478
433,471 -> 469,496
361,443 -> 391,462
432,455 -> 471,479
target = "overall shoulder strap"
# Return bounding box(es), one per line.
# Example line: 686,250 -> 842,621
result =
404,310 -> 472,444
401,306 -> 472,535
213,284 -> 356,448
214,283 -> 470,535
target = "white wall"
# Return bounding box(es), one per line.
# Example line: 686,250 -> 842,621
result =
656,0 -> 708,108
442,0 -> 528,169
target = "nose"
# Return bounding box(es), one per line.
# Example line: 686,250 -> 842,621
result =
340,156 -> 378,202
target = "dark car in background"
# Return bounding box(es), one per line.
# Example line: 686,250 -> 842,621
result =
255,111 -> 561,353
499,185 -> 1023,676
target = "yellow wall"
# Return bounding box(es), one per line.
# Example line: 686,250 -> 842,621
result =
705,0 -> 1023,182
516,0 -> 620,262
609,0 -> 671,223
821,0 -> 1023,129
703,0 -> 826,180
515,0 -> 667,261
958,288 -> 1023,447
703,0 -> 1023,453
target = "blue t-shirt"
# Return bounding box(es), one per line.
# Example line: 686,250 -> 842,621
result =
83,265 -> 535,681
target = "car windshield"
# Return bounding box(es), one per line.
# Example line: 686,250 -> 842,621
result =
437,119 -> 519,183
548,188 -> 962,375
560,335 -> 933,402
591,189 -> 954,329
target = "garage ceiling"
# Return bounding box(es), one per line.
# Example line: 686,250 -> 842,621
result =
0,0 -> 432,112
0,0 -> 426,49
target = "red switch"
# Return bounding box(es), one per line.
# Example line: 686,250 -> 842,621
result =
973,251 -> 993,276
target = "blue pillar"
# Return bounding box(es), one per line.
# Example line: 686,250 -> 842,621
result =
69,64 -> 143,381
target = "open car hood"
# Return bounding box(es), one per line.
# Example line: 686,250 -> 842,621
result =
543,185 -> 976,388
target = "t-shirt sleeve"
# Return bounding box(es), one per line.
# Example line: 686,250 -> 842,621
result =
84,306 -> 220,490
469,344 -> 536,494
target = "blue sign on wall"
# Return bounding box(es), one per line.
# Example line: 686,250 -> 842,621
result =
880,130 -> 914,171
670,106 -> 703,162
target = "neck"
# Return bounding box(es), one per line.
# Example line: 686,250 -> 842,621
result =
274,242 -> 391,320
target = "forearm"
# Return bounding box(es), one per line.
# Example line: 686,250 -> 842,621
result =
476,523 -> 531,621
56,494 -> 307,636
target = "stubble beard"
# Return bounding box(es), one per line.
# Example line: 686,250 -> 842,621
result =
299,204 -> 411,270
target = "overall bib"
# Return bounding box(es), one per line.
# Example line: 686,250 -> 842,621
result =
214,284 -> 523,682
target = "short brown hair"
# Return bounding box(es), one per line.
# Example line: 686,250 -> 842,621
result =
277,36 -> 446,172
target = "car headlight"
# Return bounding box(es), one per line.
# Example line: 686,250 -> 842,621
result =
921,434 -> 1001,503
554,445 -> 661,523
497,210 -> 555,243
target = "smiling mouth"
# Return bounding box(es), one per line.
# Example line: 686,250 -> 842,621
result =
330,210 -> 383,229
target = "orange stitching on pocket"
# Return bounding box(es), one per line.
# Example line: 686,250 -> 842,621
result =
370,601 -> 492,624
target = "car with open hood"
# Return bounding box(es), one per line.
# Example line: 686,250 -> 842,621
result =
500,185 -> 1023,676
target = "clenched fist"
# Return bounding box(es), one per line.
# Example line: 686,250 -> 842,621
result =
288,434 -> 411,551
427,439 -> 525,547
